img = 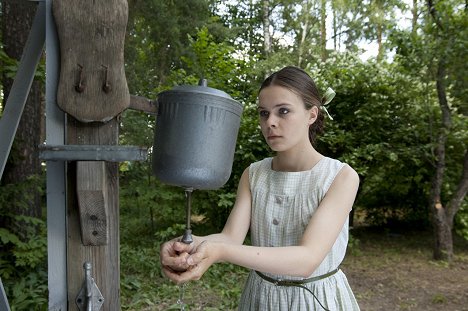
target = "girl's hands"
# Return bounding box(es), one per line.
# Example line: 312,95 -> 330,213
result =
160,240 -> 220,285
160,239 -> 194,279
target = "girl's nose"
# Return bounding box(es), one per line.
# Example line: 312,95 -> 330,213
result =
266,114 -> 277,128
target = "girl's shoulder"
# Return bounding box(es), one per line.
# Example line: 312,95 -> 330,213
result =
249,157 -> 272,170
320,156 -> 346,171
319,157 -> 358,192
247,157 -> 272,184
322,157 -> 357,177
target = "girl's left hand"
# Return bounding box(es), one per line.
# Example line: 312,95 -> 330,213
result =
160,239 -> 194,279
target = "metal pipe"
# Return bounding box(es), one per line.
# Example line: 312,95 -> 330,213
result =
45,0 -> 67,309
0,277 -> 11,311
181,188 -> 194,244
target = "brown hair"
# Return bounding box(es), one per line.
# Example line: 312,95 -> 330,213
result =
259,66 -> 324,145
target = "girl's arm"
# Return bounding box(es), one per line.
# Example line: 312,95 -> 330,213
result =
170,165 -> 359,284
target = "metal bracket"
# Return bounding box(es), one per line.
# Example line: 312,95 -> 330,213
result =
38,144 -> 148,162
75,262 -> 104,311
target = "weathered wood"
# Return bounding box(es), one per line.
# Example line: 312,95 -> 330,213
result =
77,161 -> 108,245
129,95 -> 158,114
52,0 -> 130,122
67,117 -> 120,311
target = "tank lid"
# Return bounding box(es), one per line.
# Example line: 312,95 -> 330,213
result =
159,79 -> 235,100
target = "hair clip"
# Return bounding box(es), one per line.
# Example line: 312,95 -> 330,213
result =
321,87 -> 335,120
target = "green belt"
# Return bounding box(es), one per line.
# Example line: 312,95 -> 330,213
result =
255,268 -> 339,311
255,268 -> 339,286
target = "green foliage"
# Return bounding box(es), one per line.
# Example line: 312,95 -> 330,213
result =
7,271 -> 48,311
0,43 -> 46,88
302,52 -> 433,226
125,0 -> 217,95
347,232 -> 361,256
120,166 -> 188,242
0,44 -> 18,79
121,2 -> 467,233
0,179 -> 47,310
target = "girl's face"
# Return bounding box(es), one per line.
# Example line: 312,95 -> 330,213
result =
258,85 -> 317,153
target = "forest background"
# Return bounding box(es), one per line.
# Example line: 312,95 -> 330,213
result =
0,0 -> 466,310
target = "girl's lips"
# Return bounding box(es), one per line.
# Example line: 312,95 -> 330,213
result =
268,135 -> 281,140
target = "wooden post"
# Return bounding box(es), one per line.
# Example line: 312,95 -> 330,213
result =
51,0 -> 129,309
67,119 -> 120,310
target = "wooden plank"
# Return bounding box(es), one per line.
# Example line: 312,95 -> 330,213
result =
67,117 -> 120,310
77,161 -> 108,245
129,95 -> 158,114
52,0 -> 130,122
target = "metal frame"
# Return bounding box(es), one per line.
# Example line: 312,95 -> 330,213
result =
0,2 -> 47,309
0,1 -> 46,180
45,0 -> 68,309
0,277 -> 11,311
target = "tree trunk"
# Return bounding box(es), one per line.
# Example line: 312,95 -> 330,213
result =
0,1 -> 44,225
430,60 -> 453,261
426,0 -> 468,262
412,0 -> 418,34
332,0 -> 337,50
261,0 -> 271,56
297,0 -> 312,67
376,23 -> 383,62
320,0 -> 327,61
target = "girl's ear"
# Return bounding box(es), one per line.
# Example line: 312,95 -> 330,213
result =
308,106 -> 319,125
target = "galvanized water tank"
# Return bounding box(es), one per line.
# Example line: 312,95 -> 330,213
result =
152,80 -> 243,189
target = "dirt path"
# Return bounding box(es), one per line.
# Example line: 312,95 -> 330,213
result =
342,227 -> 468,311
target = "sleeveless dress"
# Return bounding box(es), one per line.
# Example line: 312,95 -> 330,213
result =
238,157 -> 360,310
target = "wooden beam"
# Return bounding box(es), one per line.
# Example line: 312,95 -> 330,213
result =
67,118 -> 120,310
129,95 -> 158,114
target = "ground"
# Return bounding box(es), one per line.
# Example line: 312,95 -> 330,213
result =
133,226 -> 468,311
342,227 -> 468,311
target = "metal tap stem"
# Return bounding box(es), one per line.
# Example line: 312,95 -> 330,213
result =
181,188 -> 193,244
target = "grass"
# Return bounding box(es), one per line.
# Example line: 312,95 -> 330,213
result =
120,222 -> 248,311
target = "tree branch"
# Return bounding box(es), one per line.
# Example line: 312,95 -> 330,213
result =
427,0 -> 445,31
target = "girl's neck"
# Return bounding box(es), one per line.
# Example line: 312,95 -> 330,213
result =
272,145 -> 323,172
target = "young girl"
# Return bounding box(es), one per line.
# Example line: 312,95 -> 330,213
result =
160,66 -> 360,310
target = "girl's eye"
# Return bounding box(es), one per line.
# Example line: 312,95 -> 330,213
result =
259,110 -> 269,118
278,108 -> 289,115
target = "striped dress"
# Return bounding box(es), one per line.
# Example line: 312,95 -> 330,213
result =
238,157 -> 360,310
